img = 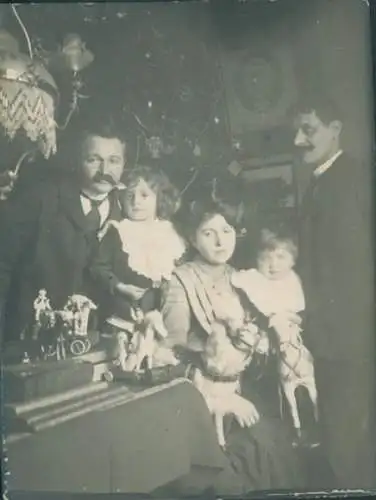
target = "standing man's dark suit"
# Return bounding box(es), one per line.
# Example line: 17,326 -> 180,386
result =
298,144 -> 375,485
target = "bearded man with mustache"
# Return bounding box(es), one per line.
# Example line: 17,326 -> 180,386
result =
0,119 -> 127,346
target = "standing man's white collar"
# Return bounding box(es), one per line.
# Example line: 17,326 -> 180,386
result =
314,149 -> 343,178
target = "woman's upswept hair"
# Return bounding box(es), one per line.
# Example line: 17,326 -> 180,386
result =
124,165 -> 181,220
180,192 -> 244,241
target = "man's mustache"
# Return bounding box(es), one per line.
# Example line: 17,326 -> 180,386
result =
92,173 -> 126,190
92,173 -> 118,185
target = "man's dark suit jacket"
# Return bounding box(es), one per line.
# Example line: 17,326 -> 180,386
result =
0,176 -> 123,342
299,153 -> 374,362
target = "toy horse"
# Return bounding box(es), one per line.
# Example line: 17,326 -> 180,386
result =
125,309 -> 170,372
193,318 -> 265,448
270,314 -> 319,447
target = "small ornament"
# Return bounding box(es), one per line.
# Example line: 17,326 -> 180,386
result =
227,160 -> 243,177
232,138 -> 242,150
146,136 -> 164,159
193,144 -> 201,157
179,85 -> 193,102
21,352 -> 31,364
58,34 -> 94,73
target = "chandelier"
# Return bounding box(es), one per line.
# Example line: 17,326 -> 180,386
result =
0,5 -> 94,199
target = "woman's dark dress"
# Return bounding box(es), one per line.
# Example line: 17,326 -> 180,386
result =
162,261 -> 304,493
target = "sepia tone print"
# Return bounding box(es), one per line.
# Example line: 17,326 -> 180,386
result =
0,0 -> 375,496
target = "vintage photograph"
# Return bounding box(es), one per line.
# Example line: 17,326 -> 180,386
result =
1,0 -> 375,496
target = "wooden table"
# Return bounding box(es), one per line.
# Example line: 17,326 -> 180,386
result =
4,378 -> 227,495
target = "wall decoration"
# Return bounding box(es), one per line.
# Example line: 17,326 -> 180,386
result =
220,45 -> 297,134
241,162 -> 297,216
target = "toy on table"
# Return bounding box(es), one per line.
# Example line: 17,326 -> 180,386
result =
60,294 -> 97,356
103,306 -> 178,382
24,289 -> 57,361
27,290 -> 97,361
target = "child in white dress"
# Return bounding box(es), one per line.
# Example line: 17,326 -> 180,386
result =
232,227 -> 305,327
90,166 -> 186,368
232,226 -> 319,447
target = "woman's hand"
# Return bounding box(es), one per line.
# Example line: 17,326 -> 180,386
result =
231,395 -> 260,428
209,394 -> 260,428
116,282 -> 147,301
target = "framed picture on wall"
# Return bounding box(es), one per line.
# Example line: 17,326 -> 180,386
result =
240,159 -> 298,218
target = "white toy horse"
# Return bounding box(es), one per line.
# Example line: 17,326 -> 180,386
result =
110,308 -> 177,372
193,316 -> 264,449
126,308 -> 173,371
270,314 -> 319,446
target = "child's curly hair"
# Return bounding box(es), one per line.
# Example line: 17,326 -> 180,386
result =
123,165 -> 181,220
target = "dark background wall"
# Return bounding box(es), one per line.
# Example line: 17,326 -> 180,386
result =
0,0 -> 373,193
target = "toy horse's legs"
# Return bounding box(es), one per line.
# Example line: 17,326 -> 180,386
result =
116,331 -> 128,371
133,339 -> 145,372
214,412 -> 226,449
283,382 -> 302,443
146,354 -> 153,371
306,381 -> 319,422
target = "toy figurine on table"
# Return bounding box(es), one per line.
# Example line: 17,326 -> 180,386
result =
60,294 -> 98,356
90,166 -> 185,376
26,290 -> 98,362
23,289 -> 57,361
32,289 -> 53,334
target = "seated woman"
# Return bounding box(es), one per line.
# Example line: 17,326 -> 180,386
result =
161,194 -> 303,494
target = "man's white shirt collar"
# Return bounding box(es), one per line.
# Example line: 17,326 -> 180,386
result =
80,194 -> 110,225
313,150 -> 343,178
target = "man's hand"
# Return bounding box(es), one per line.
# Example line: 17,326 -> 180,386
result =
116,283 -> 147,301
0,171 -> 18,199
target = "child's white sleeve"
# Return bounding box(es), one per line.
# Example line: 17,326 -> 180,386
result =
231,269 -> 271,315
291,272 -> 305,312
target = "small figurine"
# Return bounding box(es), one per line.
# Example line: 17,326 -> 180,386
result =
33,289 -> 53,341
63,294 -> 97,337
21,351 -> 31,364
61,294 -> 97,356
106,316 -> 134,371
125,308 -> 169,372
28,289 -> 55,359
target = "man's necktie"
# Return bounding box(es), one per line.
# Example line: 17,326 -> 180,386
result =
85,198 -> 102,234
